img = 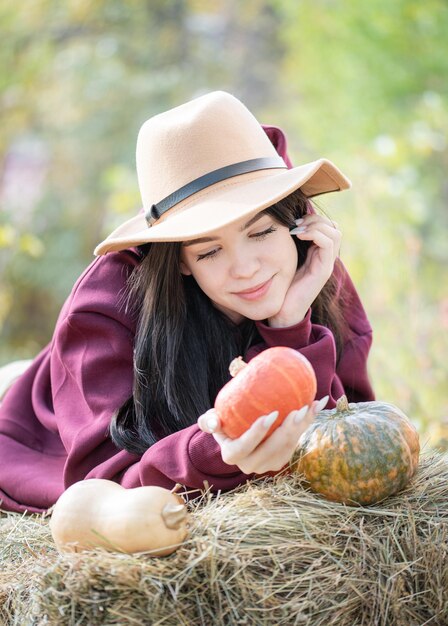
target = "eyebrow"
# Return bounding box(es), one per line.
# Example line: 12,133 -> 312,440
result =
182,210 -> 268,247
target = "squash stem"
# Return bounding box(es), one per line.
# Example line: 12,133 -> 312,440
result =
229,356 -> 248,378
336,395 -> 351,412
162,503 -> 188,530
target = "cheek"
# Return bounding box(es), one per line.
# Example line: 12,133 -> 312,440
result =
275,232 -> 298,273
187,262 -> 227,298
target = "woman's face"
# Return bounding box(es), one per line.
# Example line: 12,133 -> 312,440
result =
179,210 -> 298,324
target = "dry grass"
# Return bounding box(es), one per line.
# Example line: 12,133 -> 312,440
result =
1,449 -> 447,626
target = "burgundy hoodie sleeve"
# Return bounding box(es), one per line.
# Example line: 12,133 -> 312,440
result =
117,426 -> 254,493
52,327 -> 252,495
248,259 -> 374,407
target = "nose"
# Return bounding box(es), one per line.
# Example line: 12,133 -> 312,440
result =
228,248 -> 261,280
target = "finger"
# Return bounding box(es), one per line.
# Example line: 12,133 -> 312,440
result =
211,430 -> 234,448
281,405 -> 316,443
293,229 -> 341,261
221,400 -> 327,474
197,408 -> 221,433
217,410 -> 280,465
295,223 -> 341,248
236,405 -> 315,472
291,224 -> 340,246
284,404 -> 315,433
291,222 -> 341,242
313,395 -> 330,414
295,214 -> 339,229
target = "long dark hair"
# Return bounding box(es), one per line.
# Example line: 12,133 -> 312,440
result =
110,188 -> 348,455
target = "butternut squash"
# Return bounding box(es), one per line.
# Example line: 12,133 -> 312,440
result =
49,479 -> 189,555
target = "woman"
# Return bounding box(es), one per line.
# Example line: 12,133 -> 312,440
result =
0,91 -> 374,513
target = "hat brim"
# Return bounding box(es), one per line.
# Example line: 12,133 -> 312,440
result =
94,158 -> 351,255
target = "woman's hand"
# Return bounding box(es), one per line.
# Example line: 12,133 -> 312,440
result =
197,396 -> 329,475
268,214 -> 341,328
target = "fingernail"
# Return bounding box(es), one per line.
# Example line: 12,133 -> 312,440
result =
263,410 -> 279,428
294,218 -> 304,225
206,416 -> 218,432
315,395 -> 329,413
289,226 -> 307,235
294,405 -> 309,423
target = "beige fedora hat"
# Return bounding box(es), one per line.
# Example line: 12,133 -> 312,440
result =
94,91 -> 351,256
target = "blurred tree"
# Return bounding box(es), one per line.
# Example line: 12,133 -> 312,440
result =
1,0 -> 285,357
275,0 -> 448,446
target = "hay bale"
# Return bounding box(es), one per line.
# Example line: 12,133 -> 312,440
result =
1,450 -> 447,626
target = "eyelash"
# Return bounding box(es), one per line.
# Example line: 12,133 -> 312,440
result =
196,226 -> 277,261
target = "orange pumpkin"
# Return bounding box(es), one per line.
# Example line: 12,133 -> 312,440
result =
214,346 -> 317,439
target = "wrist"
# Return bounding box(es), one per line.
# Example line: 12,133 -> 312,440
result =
267,310 -> 308,328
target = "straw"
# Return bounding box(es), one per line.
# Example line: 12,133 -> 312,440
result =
1,449 -> 447,625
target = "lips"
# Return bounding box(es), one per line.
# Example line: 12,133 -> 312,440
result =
234,279 -> 271,295
234,278 -> 272,300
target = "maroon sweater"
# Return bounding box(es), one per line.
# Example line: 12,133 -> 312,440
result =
0,127 -> 374,514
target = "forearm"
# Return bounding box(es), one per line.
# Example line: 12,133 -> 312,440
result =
116,424 -> 254,494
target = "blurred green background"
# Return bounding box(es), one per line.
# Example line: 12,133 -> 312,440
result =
1,0 -> 447,449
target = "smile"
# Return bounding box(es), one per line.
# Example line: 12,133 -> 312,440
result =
233,277 -> 273,301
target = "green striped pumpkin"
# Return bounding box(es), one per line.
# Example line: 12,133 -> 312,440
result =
293,395 -> 420,506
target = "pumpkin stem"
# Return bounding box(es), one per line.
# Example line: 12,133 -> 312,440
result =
229,356 -> 248,378
162,503 -> 188,530
336,395 -> 351,412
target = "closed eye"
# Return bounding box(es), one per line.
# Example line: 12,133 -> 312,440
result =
196,226 -> 277,261
196,249 -> 219,261
251,225 -> 277,240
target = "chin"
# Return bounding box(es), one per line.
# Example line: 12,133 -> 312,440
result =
242,302 -> 284,322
